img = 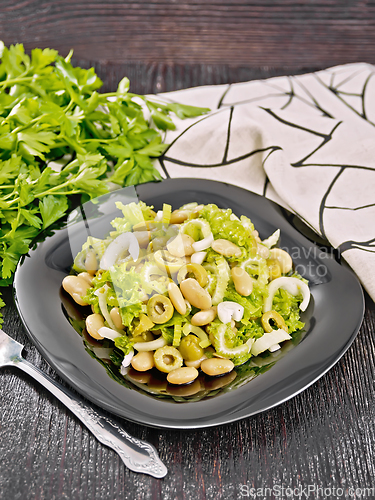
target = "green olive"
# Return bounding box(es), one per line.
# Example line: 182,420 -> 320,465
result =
178,334 -> 204,361
154,346 -> 183,373
177,263 -> 208,287
131,331 -> 155,343
132,313 -> 155,337
147,294 -> 174,324
261,310 -> 288,333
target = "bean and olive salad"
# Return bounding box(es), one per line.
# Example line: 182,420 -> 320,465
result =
62,200 -> 310,387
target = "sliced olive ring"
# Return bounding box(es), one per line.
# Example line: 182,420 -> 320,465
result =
261,310 -> 288,333
147,294 -> 174,324
131,331 -> 155,343
154,346 -> 183,373
132,313 -> 154,337
177,263 -> 208,287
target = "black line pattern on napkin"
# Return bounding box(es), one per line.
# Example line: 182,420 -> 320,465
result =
318,167 -> 344,240
160,104 -> 281,172
338,237 -> 375,254
218,85 -> 231,109
163,145 -> 281,169
222,107 -> 234,163
221,77 -> 334,118
262,107 -> 342,169
262,176 -> 270,197
262,147 -> 280,197
315,68 -> 375,126
291,162 -> 375,172
157,156 -> 170,179
334,67 -> 365,88
161,108 -> 228,156
221,83 -> 295,111
159,65 -> 375,275
291,77 -> 334,118
326,202 -> 375,211
280,83 -> 294,110
260,104 -> 375,246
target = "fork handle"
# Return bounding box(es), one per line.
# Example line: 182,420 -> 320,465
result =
14,357 -> 167,478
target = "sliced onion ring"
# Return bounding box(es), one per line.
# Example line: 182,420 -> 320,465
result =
100,232 -> 140,270
192,232 -> 214,252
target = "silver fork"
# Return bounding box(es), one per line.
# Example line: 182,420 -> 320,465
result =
0,328 -> 167,478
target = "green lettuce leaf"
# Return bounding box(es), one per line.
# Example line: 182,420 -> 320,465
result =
206,320 -> 252,366
114,335 -> 134,355
110,200 -> 153,233
224,284 -> 264,322
272,288 -> 305,333
199,204 -> 257,261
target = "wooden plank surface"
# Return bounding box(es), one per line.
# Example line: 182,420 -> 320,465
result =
0,57 -> 374,500
0,1 -> 375,69
1,2 -> 375,497
1,278 -> 374,499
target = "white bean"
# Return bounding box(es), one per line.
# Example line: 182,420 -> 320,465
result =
231,267 -> 253,296
62,275 -> 91,306
85,314 -> 105,340
168,282 -> 187,315
191,307 -> 217,326
211,239 -> 242,258
131,351 -> 155,371
180,278 -> 212,310
167,367 -> 199,385
201,358 -> 234,376
269,248 -> 293,273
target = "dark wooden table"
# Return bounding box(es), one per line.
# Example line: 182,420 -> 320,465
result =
1,2 -> 375,499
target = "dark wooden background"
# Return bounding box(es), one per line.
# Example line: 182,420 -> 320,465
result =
1,0 -> 375,70
1,2 -> 375,499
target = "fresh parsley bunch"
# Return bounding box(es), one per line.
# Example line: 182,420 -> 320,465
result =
0,41 -> 209,324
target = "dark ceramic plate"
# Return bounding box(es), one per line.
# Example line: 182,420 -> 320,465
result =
13,179 -> 364,429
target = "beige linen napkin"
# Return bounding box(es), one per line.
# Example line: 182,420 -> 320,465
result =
155,63 -> 375,301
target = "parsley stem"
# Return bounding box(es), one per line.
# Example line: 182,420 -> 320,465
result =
0,76 -> 34,88
0,191 -> 16,201
64,100 -> 75,113
81,138 -> 117,143
12,114 -> 49,134
35,180 -> 73,197
84,119 -> 106,139
6,197 -> 20,207
100,92 -> 123,99
43,190 -> 81,196
6,179 -> 73,207
50,142 -> 70,149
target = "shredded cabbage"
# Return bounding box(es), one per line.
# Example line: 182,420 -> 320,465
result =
173,323 -> 182,347
207,322 -> 252,366
180,218 -> 211,241
162,203 -> 172,224
73,236 -> 110,273
68,200 -> 309,380
211,256 -> 230,305
110,200 -> 153,234
199,204 -> 257,260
